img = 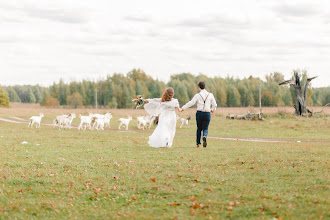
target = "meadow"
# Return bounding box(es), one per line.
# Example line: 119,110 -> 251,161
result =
0,105 -> 329,219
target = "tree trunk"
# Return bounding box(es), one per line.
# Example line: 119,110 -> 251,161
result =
279,71 -> 316,116
293,72 -> 309,116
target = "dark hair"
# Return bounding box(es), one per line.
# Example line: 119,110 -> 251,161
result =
161,87 -> 174,102
198,81 -> 205,89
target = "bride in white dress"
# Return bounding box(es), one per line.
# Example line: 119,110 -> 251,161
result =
144,87 -> 181,148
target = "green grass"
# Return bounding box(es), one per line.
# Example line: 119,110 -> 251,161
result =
0,112 -> 329,219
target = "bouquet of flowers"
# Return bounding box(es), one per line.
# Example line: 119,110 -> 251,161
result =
132,95 -> 145,109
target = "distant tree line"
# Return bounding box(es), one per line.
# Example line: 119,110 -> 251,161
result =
1,69 -> 329,108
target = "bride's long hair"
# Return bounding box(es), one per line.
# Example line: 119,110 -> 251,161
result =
161,87 -> 174,102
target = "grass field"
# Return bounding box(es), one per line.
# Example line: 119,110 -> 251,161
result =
0,105 -> 329,219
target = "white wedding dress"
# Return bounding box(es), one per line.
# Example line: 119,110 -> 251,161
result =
144,98 -> 180,148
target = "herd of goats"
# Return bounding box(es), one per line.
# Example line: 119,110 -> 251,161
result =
27,113 -> 191,131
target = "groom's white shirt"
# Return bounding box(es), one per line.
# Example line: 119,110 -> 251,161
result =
182,90 -> 217,112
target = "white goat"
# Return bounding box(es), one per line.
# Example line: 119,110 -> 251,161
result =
103,113 -> 112,128
144,115 -> 155,129
118,116 -> 132,130
66,113 -> 76,128
94,118 -> 105,130
179,116 -> 191,128
137,116 -> 148,130
92,113 -> 112,129
78,113 -> 93,130
53,116 -> 63,128
53,113 -> 76,129
57,114 -> 75,130
28,113 -> 44,128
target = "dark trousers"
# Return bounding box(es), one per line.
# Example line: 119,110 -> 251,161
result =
196,111 -> 211,145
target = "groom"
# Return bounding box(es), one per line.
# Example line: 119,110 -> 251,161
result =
180,81 -> 217,148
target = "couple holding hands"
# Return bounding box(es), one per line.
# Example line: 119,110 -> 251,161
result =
144,81 -> 217,148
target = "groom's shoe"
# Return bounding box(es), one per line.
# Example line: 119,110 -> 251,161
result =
202,136 -> 207,148
197,144 -> 201,148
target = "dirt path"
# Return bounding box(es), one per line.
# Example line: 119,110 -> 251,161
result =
10,117 -> 27,121
0,117 -> 327,143
0,117 -> 26,124
0,117 -> 55,127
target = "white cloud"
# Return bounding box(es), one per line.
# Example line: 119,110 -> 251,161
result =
0,0 -> 329,87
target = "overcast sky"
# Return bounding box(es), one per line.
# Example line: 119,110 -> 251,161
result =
0,0 -> 329,87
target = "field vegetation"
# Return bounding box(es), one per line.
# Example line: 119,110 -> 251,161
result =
0,106 -> 329,219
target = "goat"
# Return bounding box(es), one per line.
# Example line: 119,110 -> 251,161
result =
66,113 -> 76,128
92,113 -> 112,129
226,114 -> 236,119
53,116 -> 63,128
57,114 -> 75,130
179,116 -> 191,128
53,113 -> 76,129
143,115 -> 155,129
28,113 -> 44,128
103,113 -> 112,128
236,114 -> 247,120
78,113 -> 93,130
118,116 -> 132,130
94,118 -> 105,130
137,116 -> 148,130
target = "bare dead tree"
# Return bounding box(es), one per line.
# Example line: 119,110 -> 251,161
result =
279,71 -> 317,116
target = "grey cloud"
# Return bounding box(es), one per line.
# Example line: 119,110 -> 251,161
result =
0,35 -> 20,43
178,14 -> 250,29
323,14 -> 330,24
123,15 -> 152,23
147,29 -> 161,38
24,8 -> 88,24
178,19 -> 208,28
194,53 -> 262,62
88,50 -> 123,57
70,45 -> 123,57
175,14 -> 251,44
257,40 -> 330,49
259,48 -> 299,56
0,15 -> 25,24
272,3 -> 321,18
0,2 -> 88,24
198,28 -> 247,44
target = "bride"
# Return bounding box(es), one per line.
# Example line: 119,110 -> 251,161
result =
144,87 -> 181,148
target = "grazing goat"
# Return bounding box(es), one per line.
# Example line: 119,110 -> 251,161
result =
137,116 -> 148,130
118,116 -> 132,130
236,114 -> 247,120
78,113 -> 93,130
179,116 -> 191,128
226,114 -> 236,119
28,113 -> 44,128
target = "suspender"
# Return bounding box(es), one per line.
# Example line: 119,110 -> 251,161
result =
199,92 -> 210,111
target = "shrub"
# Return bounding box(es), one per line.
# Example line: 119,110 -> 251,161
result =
67,92 -> 83,108
44,97 -> 60,108
0,87 -> 10,107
